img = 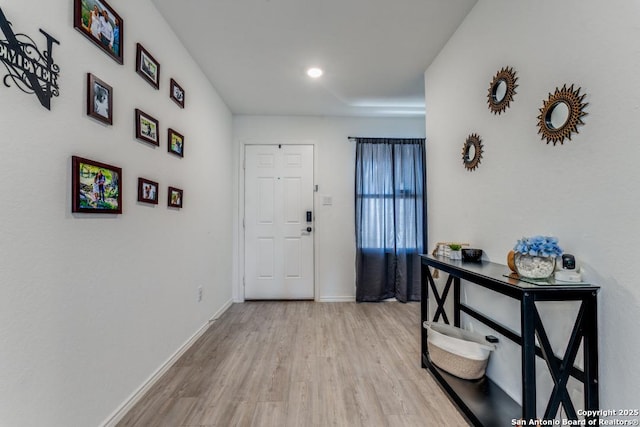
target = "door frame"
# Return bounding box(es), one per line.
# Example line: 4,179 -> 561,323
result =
235,141 -> 318,302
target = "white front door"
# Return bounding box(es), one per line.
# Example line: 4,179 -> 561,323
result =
244,145 -> 314,299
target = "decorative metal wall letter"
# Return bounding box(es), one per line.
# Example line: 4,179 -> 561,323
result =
0,7 -> 60,110
487,66 -> 518,115
462,133 -> 483,171
537,84 -> 588,145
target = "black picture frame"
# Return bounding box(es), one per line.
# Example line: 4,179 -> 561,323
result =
72,156 -> 122,214
136,43 -> 160,89
73,0 -> 123,64
168,128 -> 184,157
168,187 -> 183,208
87,73 -> 113,125
138,177 -> 159,205
135,109 -> 159,146
170,78 -> 185,108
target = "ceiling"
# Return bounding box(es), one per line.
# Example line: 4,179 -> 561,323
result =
150,0 -> 477,117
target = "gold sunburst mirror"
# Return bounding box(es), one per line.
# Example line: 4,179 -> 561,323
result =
537,84 -> 588,145
462,133 -> 483,171
487,66 -> 518,115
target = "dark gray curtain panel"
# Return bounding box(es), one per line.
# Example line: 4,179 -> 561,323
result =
354,138 -> 426,302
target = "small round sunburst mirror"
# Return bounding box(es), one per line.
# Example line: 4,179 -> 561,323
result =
487,66 -> 518,115
537,84 -> 588,145
462,133 -> 483,171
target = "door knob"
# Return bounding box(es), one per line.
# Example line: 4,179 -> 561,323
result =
306,227 -> 312,232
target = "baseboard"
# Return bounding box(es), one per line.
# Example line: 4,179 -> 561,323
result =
318,296 -> 356,302
100,299 -> 234,427
211,298 -> 233,321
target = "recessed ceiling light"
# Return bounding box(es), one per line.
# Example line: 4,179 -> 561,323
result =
306,67 -> 323,79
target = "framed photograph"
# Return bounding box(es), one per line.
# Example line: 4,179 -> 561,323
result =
136,43 -> 160,89
73,0 -> 123,64
72,156 -> 122,214
168,187 -> 183,208
138,177 -> 159,205
135,109 -> 159,146
87,73 -> 113,125
170,79 -> 185,108
168,128 -> 184,157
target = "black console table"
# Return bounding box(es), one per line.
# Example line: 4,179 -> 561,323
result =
420,255 -> 599,426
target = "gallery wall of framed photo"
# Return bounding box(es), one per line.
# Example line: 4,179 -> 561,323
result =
0,2 -> 234,427
77,0 -> 192,213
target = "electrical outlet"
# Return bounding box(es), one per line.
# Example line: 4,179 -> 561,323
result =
197,286 -> 203,302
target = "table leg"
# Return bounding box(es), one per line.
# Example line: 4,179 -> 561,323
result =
521,292 -> 537,420
583,292 -> 600,424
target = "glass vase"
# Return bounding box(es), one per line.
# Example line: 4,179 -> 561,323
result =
514,253 -> 556,280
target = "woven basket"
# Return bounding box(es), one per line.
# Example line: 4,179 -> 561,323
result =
424,322 -> 496,380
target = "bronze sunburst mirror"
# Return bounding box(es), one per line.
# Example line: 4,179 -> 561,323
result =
462,133 -> 483,171
487,66 -> 518,115
537,84 -> 588,145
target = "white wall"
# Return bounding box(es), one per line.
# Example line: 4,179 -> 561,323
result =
232,116 -> 425,301
0,1 -> 233,426
426,0 -> 640,416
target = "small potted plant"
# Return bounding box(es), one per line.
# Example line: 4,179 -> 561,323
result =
449,243 -> 462,260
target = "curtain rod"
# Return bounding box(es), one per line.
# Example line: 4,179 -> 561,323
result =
347,137 -> 425,141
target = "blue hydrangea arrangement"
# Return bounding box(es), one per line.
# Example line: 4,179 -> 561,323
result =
514,236 -> 563,258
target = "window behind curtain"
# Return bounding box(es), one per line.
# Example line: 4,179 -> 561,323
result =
355,138 -> 426,302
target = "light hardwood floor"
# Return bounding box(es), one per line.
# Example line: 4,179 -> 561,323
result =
117,302 -> 468,427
